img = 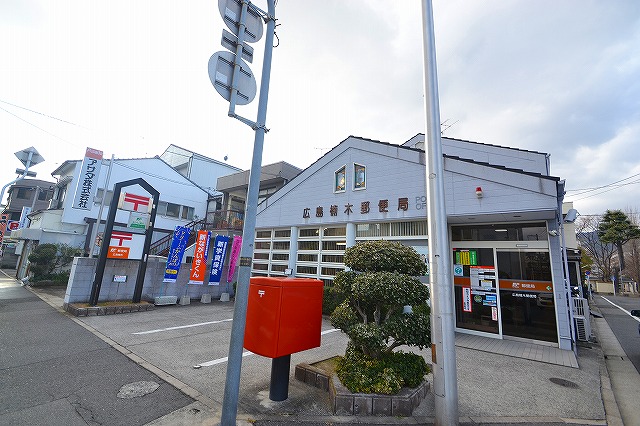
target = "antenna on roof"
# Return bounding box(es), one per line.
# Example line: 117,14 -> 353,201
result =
440,119 -> 459,135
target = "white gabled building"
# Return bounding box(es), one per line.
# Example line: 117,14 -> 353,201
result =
11,154 -> 213,278
253,134 -> 575,352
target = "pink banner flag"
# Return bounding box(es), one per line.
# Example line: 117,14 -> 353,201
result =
227,236 -> 242,283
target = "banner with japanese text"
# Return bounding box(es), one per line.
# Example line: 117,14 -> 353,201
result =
163,226 -> 191,283
188,230 -> 210,285
227,235 -> 242,283
208,235 -> 230,285
72,147 -> 103,210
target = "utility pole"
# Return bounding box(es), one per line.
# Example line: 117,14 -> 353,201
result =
421,1 -> 459,425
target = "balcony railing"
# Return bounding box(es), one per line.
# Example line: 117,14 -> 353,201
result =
149,209 -> 245,256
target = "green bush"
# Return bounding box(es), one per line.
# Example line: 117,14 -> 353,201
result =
335,343 -> 429,394
329,240 -> 431,393
28,243 -> 82,281
322,285 -> 346,315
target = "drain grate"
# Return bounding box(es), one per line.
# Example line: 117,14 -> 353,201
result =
549,377 -> 579,388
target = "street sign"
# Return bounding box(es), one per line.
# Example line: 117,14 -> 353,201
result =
208,51 -> 257,105
218,0 -> 263,44
14,147 -> 44,167
221,29 -> 254,63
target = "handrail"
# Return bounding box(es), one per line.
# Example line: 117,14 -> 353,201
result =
149,209 -> 245,256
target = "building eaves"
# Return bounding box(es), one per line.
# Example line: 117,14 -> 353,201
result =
444,154 -> 560,181
406,133 -> 549,156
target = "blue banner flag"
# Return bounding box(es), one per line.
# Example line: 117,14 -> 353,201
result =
163,226 -> 191,283
208,235 -> 230,285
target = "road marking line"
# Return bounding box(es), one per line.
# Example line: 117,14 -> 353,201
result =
132,318 -> 233,335
600,296 -> 640,322
195,351 -> 254,368
193,328 -> 341,368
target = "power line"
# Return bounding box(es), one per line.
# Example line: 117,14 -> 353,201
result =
569,178 -> 640,202
0,105 -> 72,144
565,172 -> 640,196
0,98 -> 88,129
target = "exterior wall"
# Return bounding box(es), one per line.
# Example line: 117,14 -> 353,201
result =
60,158 -> 208,233
258,146 -> 428,229
188,156 -> 239,196
444,159 -> 557,217
64,255 -> 237,304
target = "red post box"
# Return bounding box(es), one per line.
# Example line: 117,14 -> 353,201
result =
244,276 -> 323,358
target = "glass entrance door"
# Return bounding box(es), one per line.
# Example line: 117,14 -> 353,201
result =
453,248 -> 500,335
496,249 -> 557,343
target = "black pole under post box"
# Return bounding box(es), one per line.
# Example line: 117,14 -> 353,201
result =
269,355 -> 291,401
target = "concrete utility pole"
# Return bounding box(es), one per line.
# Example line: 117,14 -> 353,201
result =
421,1 -> 459,424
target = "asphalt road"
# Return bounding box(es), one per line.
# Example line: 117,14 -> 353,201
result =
593,294 -> 640,373
0,276 -> 194,426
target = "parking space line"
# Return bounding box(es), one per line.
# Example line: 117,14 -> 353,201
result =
132,318 -> 233,335
193,328 -> 341,368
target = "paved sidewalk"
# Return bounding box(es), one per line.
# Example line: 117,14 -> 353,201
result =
0,270 -> 194,426
11,268 -> 640,425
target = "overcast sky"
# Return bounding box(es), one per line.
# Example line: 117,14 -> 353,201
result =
1,0 -> 639,217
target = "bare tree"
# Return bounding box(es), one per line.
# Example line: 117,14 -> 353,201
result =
576,215 -> 616,281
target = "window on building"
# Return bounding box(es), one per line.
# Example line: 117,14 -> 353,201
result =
299,228 -> 319,237
181,206 -> 195,221
451,223 -> 548,242
274,229 -> 291,238
354,163 -> 366,190
16,188 -> 29,199
334,166 -> 346,192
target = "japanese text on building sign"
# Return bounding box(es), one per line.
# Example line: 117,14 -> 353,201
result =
303,197 -> 409,218
72,147 -> 103,211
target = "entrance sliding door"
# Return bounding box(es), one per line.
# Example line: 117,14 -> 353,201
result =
453,248 -> 500,336
497,250 -> 557,343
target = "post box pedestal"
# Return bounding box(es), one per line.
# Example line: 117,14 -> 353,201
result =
269,355 -> 291,401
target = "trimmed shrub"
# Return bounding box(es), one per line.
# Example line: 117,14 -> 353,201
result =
329,240 -> 431,394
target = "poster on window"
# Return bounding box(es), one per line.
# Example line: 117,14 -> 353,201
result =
227,235 -> 242,282
209,235 -> 230,285
188,230 -> 211,285
163,226 -> 191,283
462,287 -> 472,312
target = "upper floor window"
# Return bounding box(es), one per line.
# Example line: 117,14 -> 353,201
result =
157,201 -> 195,220
354,163 -> 366,190
16,188 -> 29,199
334,166 -> 346,193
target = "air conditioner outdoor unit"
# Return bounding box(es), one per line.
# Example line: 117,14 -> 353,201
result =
575,317 -> 591,341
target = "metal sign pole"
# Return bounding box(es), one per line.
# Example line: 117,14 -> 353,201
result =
220,1 -> 276,424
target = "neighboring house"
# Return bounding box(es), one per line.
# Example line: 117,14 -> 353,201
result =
253,134 -> 575,352
211,161 -> 302,232
0,179 -> 55,268
10,155 -> 211,279
159,144 -> 243,204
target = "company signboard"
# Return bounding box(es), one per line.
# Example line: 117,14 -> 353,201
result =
72,147 -> 103,210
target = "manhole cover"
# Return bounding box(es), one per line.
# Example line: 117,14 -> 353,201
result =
117,381 -> 160,399
549,377 -> 579,388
